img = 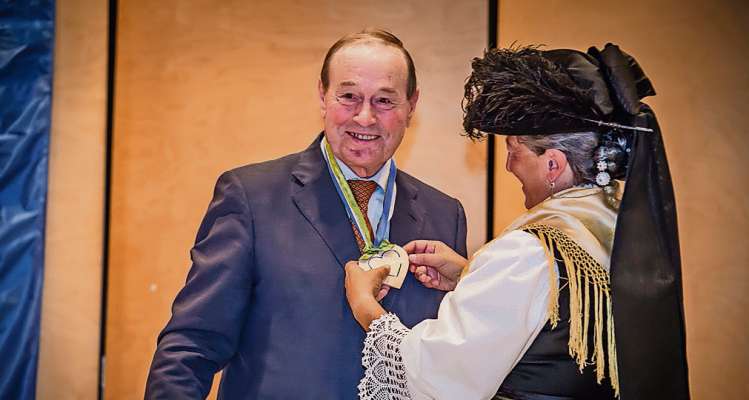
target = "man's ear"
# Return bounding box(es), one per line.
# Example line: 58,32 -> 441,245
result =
406,88 -> 419,126
318,80 -> 327,118
544,148 -> 569,182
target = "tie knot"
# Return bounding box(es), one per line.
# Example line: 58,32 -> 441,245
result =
347,179 -> 378,212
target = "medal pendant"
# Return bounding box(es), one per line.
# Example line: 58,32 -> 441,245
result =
358,244 -> 409,289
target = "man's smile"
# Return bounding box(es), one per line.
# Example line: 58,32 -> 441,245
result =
347,130 -> 380,141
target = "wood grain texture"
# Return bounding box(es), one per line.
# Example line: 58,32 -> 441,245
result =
106,1 -> 486,398
494,1 -> 749,398
37,0 -> 108,398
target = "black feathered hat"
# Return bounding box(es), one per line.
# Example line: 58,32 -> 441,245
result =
462,44 -> 654,137
463,44 -> 690,400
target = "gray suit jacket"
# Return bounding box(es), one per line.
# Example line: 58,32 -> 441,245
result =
145,135 -> 467,399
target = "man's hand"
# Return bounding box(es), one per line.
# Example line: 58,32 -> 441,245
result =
404,240 -> 468,292
344,261 -> 389,330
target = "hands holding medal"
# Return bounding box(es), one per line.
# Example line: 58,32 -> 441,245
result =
404,240 -> 469,292
344,240 -> 469,330
324,141 -> 470,329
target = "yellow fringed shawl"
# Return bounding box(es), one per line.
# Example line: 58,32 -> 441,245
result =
502,186 -> 620,396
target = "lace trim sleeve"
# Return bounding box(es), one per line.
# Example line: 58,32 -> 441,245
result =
358,313 -> 412,400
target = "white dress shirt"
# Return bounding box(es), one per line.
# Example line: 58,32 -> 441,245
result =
320,138 -> 396,238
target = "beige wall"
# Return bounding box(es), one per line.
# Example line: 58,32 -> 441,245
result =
37,0 -> 108,399
105,1 -> 486,398
495,1 -> 749,399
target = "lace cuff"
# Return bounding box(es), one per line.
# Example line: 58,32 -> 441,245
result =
358,313 -> 412,400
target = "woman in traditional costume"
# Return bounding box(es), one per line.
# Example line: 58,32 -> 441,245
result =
344,45 -> 689,400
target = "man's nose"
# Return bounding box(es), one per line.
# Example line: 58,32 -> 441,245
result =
505,156 -> 511,172
352,101 -> 376,127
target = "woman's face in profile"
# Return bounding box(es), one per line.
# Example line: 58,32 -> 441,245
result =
505,136 -> 550,209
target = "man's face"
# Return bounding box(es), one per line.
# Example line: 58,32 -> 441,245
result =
319,42 -> 418,177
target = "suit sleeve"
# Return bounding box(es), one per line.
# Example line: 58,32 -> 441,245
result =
145,171 -> 254,399
454,199 -> 468,258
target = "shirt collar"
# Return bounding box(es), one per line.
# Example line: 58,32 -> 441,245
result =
320,137 -> 392,191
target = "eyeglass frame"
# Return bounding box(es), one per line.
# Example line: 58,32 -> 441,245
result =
333,90 -> 407,113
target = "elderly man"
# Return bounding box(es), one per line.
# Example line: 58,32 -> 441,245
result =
145,29 -> 467,399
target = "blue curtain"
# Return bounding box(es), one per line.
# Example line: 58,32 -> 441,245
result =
0,1 -> 55,398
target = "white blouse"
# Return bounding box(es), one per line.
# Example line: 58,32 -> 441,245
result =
359,230 -> 555,400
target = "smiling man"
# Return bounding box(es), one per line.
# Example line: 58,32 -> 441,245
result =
319,38 -> 418,178
145,29 -> 467,399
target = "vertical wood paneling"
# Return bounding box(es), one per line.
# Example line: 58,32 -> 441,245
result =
37,0 -> 108,398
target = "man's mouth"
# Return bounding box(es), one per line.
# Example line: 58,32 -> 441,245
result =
347,131 -> 379,141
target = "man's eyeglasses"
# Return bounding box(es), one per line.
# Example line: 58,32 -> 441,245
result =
335,92 -> 403,113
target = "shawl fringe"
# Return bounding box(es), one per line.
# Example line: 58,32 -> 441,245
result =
522,223 -> 619,397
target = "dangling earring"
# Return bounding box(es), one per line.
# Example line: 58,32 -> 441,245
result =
549,180 -> 556,198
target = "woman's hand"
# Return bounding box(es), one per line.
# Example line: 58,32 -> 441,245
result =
344,261 -> 389,330
404,240 -> 469,292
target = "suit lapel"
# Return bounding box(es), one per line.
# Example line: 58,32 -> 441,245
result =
389,172 -> 425,246
381,172 -> 425,308
291,135 -> 360,268
290,137 -> 426,272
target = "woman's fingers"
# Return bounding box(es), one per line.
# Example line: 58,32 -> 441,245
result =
409,252 -> 447,269
345,261 -> 391,299
403,240 -> 439,255
374,265 -> 390,282
376,285 -> 391,301
344,260 -> 359,274
413,266 -> 439,288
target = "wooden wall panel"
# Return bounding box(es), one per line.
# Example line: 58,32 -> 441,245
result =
494,1 -> 749,398
106,1 -> 486,397
37,0 -> 108,398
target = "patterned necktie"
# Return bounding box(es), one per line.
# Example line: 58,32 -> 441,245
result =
347,179 -> 377,252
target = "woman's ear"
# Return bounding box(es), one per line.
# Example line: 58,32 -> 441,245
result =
544,149 -> 569,182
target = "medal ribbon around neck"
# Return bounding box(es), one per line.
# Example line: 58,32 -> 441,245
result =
323,139 -> 397,259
